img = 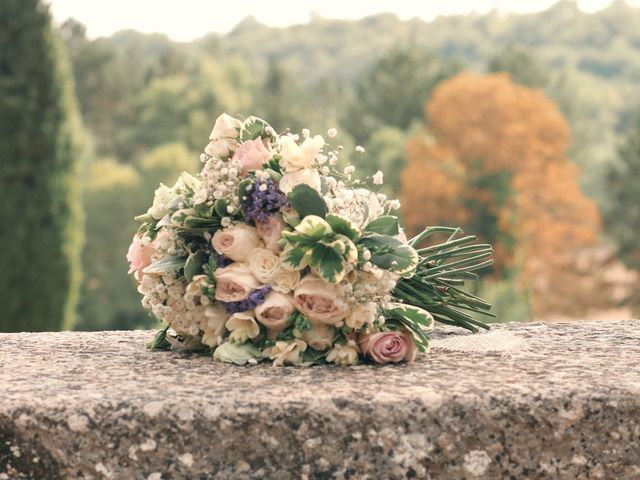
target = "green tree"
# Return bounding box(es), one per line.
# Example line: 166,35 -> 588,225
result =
0,0 -> 85,331
604,112 -> 640,269
77,144 -> 198,330
342,47 -> 459,144
488,45 -> 549,88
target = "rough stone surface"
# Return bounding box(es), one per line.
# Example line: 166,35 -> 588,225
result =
1,320 -> 639,479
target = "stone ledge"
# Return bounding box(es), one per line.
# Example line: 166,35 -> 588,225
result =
1,320 -> 639,479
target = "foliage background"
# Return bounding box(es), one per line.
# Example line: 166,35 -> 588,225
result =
1,1 -> 638,331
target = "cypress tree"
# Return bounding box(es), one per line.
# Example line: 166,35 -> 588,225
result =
0,0 -> 84,331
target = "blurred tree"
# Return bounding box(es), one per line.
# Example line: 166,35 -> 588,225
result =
342,47 -> 459,145
402,73 -> 602,317
488,45 -> 549,88
254,61 -> 305,133
604,112 -> 640,269
77,143 -> 198,330
0,0 -> 85,331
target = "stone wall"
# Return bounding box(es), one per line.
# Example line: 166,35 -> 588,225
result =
1,320 -> 639,479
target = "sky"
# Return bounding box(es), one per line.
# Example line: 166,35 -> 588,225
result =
48,0 -> 640,42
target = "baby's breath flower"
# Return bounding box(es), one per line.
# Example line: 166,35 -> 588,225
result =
372,170 -> 384,185
355,146 -> 365,153
344,165 -> 355,175
301,128 -> 310,139
327,128 -> 337,137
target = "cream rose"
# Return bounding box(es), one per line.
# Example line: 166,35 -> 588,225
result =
271,267 -> 300,294
279,134 -> 325,172
326,340 -> 360,365
293,275 -> 348,326
204,113 -> 242,159
226,311 -> 261,344
358,331 -> 417,364
255,291 -> 295,332
248,248 -> 280,283
279,168 -> 321,194
214,263 -> 262,302
265,339 -> 307,366
212,224 -> 261,262
232,138 -> 272,177
201,305 -> 229,347
256,214 -> 286,252
301,322 -> 335,351
345,302 -> 378,330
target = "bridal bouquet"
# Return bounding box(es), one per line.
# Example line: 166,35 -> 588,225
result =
128,114 -> 494,366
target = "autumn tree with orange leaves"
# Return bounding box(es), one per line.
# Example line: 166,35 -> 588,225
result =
402,73 -> 602,316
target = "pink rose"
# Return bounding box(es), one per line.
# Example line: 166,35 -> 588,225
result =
232,138 -> 272,177
293,275 -> 348,326
358,331 -> 417,364
256,213 -> 286,252
214,263 -> 262,302
126,236 -> 154,281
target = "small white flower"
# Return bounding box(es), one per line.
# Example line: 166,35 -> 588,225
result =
372,171 -> 384,185
363,249 -> 371,261
226,205 -> 235,214
259,184 -> 268,192
327,128 -> 337,138
344,165 -> 355,175
355,146 -> 365,153
221,217 -> 232,227
301,128 -> 310,139
389,200 -> 401,210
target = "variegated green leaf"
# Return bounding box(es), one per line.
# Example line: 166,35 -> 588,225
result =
325,214 -> 360,241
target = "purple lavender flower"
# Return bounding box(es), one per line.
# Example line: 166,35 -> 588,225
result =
220,285 -> 271,314
215,252 -> 232,268
242,178 -> 289,223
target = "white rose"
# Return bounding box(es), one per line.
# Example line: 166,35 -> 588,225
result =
214,263 -> 262,302
293,275 -> 349,326
345,302 -> 378,330
147,183 -> 177,220
271,267 -> 300,294
279,168 -> 321,195
280,134 -> 325,172
226,311 -> 261,344
254,291 -> 295,332
201,305 -> 229,347
256,214 -> 286,252
301,322 -> 335,351
326,340 -> 360,366
212,224 -> 261,262
248,248 -> 281,283
265,339 -> 307,366
205,113 -> 242,159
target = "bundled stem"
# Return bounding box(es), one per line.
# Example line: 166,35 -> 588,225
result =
393,227 -> 495,333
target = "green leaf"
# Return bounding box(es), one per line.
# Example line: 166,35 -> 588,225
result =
134,213 -> 154,223
325,214 -> 360,240
239,116 -> 273,143
237,178 -> 253,202
310,244 -> 345,283
385,303 -> 434,329
146,326 -> 170,350
213,342 -> 265,365
184,250 -> 209,282
194,202 -> 215,218
143,255 -> 187,274
282,245 -> 310,270
214,199 -> 230,217
292,215 -> 332,239
365,215 -> 400,236
288,184 -> 327,218
359,234 -> 418,276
